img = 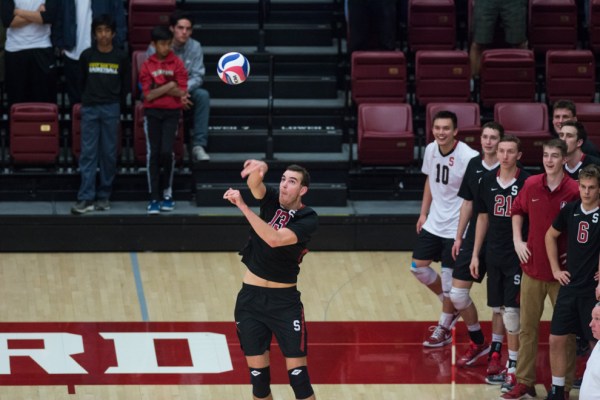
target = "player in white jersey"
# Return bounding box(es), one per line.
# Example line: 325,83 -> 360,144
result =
412,110 -> 479,347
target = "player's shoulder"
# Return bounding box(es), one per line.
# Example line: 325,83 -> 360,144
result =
455,141 -> 479,159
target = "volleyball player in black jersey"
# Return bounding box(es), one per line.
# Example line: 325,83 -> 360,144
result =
224,159 -> 318,400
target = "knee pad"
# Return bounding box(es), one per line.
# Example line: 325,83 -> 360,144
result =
449,287 -> 472,311
288,366 -> 314,399
503,307 -> 520,335
249,366 -> 271,399
410,262 -> 438,286
441,267 -> 453,297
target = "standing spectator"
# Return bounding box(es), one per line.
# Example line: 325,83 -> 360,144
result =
545,164 -> 600,399
223,160 -> 318,400
147,11 -> 210,161
469,0 -> 527,77
412,110 -> 478,347
139,26 -> 187,214
70,14 -> 129,215
53,0 -> 127,106
470,135 -> 530,394
580,302 -> 600,400
552,100 -> 600,158
346,0 -> 397,53
1,0 -> 59,107
558,121 -> 600,180
502,139 -> 580,399
451,123 -> 505,379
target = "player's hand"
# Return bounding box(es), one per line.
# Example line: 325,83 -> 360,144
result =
469,258 -> 479,280
451,238 -> 462,260
181,93 -> 193,110
241,159 -> 267,179
223,188 -> 245,208
513,240 -> 531,264
416,214 -> 427,234
553,270 -> 571,286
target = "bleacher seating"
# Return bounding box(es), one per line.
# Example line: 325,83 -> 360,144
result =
425,102 -> 481,145
590,0 -> 600,54
9,103 -> 60,166
357,103 -> 414,165
415,50 -> 471,106
408,0 -> 456,51
479,49 -> 536,108
494,103 -> 552,166
351,51 -> 407,105
128,0 -> 176,51
529,0 -> 577,54
545,50 -> 595,104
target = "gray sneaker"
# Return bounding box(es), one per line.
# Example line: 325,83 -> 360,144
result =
192,145 -> 210,161
71,200 -> 95,215
94,199 -> 111,211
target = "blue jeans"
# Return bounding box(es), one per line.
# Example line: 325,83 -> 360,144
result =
188,87 -> 210,147
77,103 -> 120,201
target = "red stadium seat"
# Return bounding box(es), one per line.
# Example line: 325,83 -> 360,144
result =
132,50 -> 148,101
546,50 -> 595,104
408,0 -> 456,51
10,103 -> 59,165
494,103 -> 552,166
133,102 -> 185,166
128,0 -> 176,51
529,0 -> 577,55
351,51 -> 407,105
425,103 -> 481,145
415,50 -> 471,106
574,103 -> 600,148
479,49 -> 536,108
71,104 -> 123,162
590,0 -> 600,54
357,103 -> 414,165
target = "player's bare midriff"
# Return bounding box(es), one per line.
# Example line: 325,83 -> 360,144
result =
243,269 -> 296,288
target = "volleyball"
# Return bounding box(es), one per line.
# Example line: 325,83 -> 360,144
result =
217,52 -> 250,85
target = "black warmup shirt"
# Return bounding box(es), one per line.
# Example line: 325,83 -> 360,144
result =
240,185 -> 318,284
564,154 -> 600,180
80,46 -> 129,106
552,200 -> 600,296
477,168 -> 530,260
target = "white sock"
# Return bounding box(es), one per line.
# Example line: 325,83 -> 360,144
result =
467,323 -> 481,332
552,376 -> 565,386
508,349 -> 518,361
439,312 -> 455,329
492,333 -> 504,343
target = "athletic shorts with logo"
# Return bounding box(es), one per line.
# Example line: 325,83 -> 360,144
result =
486,254 -> 522,308
412,228 -> 455,268
235,283 -> 308,358
452,239 -> 487,283
550,291 -> 596,340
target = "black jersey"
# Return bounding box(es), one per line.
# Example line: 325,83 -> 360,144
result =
457,155 -> 499,242
240,185 -> 318,284
477,168 -> 531,259
552,200 -> 600,295
564,154 -> 600,180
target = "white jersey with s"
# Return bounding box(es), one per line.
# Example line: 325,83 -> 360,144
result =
421,140 -> 478,239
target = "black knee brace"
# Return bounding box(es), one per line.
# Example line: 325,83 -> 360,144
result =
288,366 -> 314,399
249,366 -> 271,399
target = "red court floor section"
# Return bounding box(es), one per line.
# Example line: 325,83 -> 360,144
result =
0,321 -> 552,391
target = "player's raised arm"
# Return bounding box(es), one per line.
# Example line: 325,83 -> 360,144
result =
241,159 -> 267,200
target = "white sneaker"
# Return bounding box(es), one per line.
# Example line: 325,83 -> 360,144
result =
423,325 -> 452,347
193,145 -> 210,161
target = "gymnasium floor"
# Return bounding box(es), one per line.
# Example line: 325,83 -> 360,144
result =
0,251 -> 565,399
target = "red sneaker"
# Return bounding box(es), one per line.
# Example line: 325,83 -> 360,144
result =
423,325 -> 451,348
500,383 -> 536,399
457,341 -> 490,367
487,351 -> 503,375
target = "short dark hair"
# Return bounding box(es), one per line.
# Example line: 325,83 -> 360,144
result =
432,110 -> 458,130
92,14 -> 116,34
499,134 -> 521,152
170,10 -> 194,27
544,138 -> 568,157
552,99 -> 577,117
559,120 -> 588,143
151,25 -> 173,42
286,164 -> 310,188
481,121 -> 505,138
578,164 -> 600,184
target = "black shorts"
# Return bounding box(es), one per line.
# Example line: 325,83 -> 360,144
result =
412,229 -> 455,268
550,291 -> 596,340
452,239 -> 487,283
234,283 -> 308,358
486,254 -> 522,308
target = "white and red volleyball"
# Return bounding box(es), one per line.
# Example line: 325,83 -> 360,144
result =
217,52 -> 250,85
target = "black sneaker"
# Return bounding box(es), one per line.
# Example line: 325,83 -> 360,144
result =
94,199 -> 110,211
71,200 -> 95,215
